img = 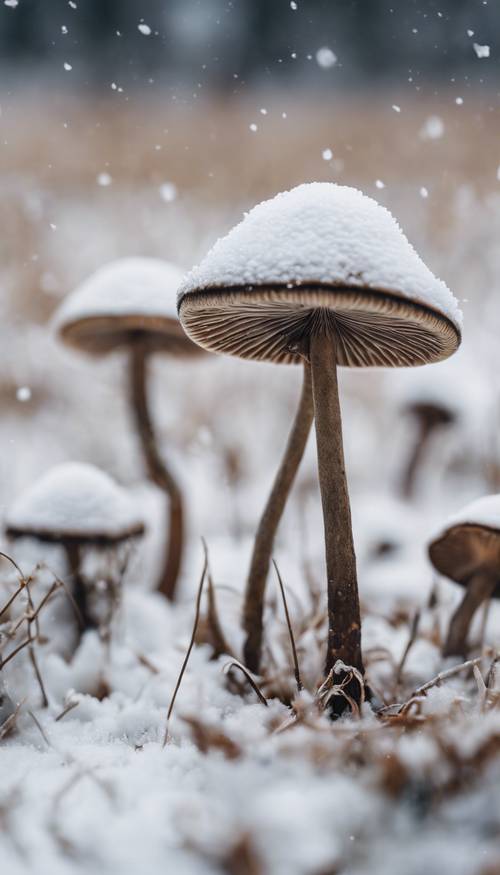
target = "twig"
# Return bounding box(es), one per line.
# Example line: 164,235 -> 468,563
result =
162,541 -> 208,747
28,647 -> 48,708
0,635 -> 33,669
222,659 -> 268,707
412,656 -> 484,697
395,610 -> 421,686
272,559 -> 302,692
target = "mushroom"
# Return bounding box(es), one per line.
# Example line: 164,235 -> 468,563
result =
178,182 -> 461,709
53,257 -> 204,601
429,494 -> 500,657
5,462 -> 144,635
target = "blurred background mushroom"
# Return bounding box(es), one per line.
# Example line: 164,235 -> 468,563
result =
53,257 -> 204,602
5,462 -> 144,642
179,182 -> 461,712
429,494 -> 500,657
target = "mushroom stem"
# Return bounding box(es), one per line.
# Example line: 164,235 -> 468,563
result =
242,364 -> 313,673
443,570 -> 497,657
64,542 -> 95,633
130,342 -> 184,602
309,326 -> 365,712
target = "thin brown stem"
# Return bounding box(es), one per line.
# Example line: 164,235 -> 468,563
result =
272,560 -> 302,692
443,570 -> 497,658
309,327 -> 364,716
64,543 -> 95,635
242,363 -> 313,673
130,341 -> 184,602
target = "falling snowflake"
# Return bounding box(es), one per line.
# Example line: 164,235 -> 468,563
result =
455,97 -> 463,105
473,43 -> 490,58
16,387 -> 31,403
420,187 -> 429,198
419,115 -> 444,140
138,23 -> 151,36
322,148 -> 333,161
316,47 -> 337,69
290,1 -> 297,9
392,104 -> 401,113
63,62 -> 72,71
159,182 -> 178,203
496,166 -> 500,182
97,172 -> 112,187
4,0 -> 19,7
249,123 -> 258,132
61,25 -> 68,34
375,179 -> 385,189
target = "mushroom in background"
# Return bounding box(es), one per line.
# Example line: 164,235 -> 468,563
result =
179,182 -> 461,711
5,462 -> 144,640
53,257 -> 205,602
429,494 -> 500,657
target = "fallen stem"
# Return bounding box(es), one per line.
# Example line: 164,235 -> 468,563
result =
222,659 -> 268,707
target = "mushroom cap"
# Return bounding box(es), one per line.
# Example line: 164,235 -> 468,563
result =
54,257 -> 200,357
6,462 -> 145,545
428,494 -> 500,597
178,183 -> 461,367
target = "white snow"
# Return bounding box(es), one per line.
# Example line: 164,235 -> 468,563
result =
179,183 -> 461,329
53,257 -> 183,329
316,47 -> 337,69
432,493 -> 500,539
473,43 -> 490,59
6,462 -> 144,539
420,115 -> 444,140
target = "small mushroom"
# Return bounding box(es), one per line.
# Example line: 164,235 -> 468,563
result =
429,494 -> 500,657
179,182 -> 461,709
5,462 -> 144,636
53,257 -> 204,601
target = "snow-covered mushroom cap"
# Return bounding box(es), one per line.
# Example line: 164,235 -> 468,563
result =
428,494 -> 500,597
6,463 -> 145,544
179,183 -> 461,367
54,258 -> 200,356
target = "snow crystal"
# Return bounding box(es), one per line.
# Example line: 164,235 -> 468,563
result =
53,257 -> 183,328
138,23 -> 152,36
392,104 -> 401,113
178,182 -> 461,329
63,62 -> 72,71
290,1 -> 297,8
433,494 -> 500,538
7,462 -> 144,538
375,179 -> 385,189
316,47 -> 337,69
249,123 -> 258,132
420,187 -> 429,198
455,97 -> 463,105
322,148 -> 333,161
420,115 -> 444,140
473,43 -> 490,58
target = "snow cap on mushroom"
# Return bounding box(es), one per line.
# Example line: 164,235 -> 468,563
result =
54,257 -> 197,356
179,183 -> 461,367
6,462 -> 144,543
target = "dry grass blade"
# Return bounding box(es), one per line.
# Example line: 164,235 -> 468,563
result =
162,541 -> 209,747
222,659 -> 269,707
272,559 -> 303,693
54,700 -> 80,722
0,634 -> 33,669
0,699 -> 24,741
28,710 -> 51,747
395,609 -> 420,686
413,656 -> 484,696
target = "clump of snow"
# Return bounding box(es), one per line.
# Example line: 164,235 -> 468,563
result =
179,183 -> 461,329
432,493 -> 500,540
53,257 -> 183,329
6,462 -> 144,539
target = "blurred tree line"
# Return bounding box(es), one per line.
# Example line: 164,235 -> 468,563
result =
0,0 -> 498,89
